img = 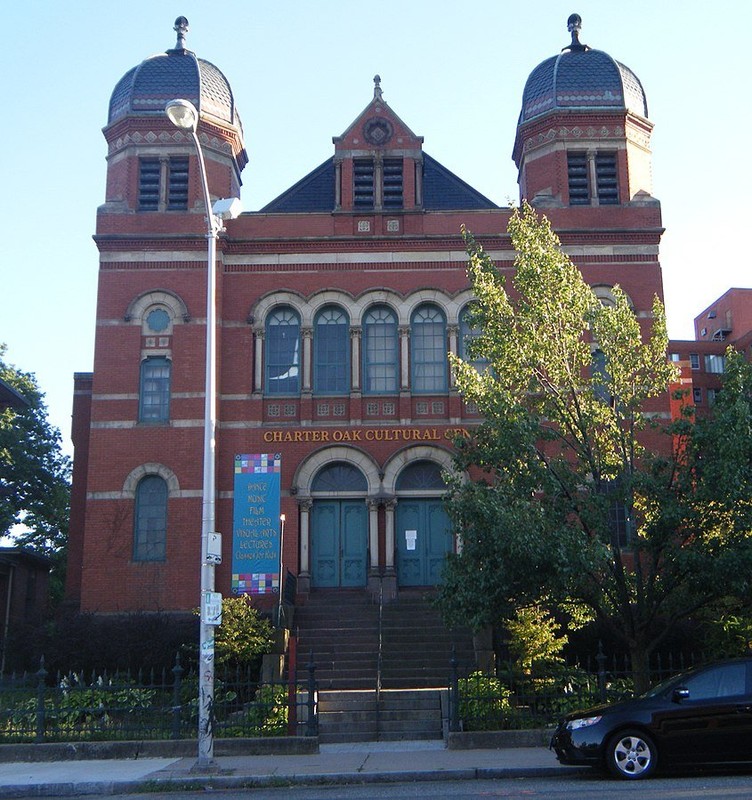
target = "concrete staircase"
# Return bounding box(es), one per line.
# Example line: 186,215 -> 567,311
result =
317,688 -> 445,743
294,589 -> 380,690
381,589 -> 473,688
293,587 -> 475,743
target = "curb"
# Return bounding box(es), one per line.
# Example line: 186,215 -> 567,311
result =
0,765 -> 579,798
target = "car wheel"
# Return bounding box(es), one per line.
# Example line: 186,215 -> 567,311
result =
606,730 -> 657,779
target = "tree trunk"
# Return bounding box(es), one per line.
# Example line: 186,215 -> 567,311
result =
629,643 -> 652,694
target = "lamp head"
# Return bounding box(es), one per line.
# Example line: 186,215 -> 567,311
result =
165,99 -> 199,132
212,197 -> 243,221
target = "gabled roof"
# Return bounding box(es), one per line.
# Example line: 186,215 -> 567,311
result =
260,153 -> 497,213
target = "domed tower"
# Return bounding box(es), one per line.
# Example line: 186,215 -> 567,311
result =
513,14 -> 654,207
100,17 -> 247,217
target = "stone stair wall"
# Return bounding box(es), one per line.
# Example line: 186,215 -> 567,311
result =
317,688 -> 445,743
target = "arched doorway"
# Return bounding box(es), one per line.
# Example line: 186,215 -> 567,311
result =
394,461 -> 452,586
310,462 -> 368,588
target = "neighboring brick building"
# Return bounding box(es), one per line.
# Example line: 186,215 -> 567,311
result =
67,15 -> 675,615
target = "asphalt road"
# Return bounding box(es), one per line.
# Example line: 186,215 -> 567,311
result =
53,770 -> 752,800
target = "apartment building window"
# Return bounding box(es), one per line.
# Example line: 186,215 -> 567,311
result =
138,157 -> 189,211
567,151 -> 619,206
693,387 -> 703,404
705,354 -> 726,374
689,353 -> 700,370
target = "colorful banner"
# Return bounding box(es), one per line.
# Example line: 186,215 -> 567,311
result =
232,454 -> 282,595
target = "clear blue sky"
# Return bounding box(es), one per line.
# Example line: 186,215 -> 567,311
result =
1,1 -> 749,457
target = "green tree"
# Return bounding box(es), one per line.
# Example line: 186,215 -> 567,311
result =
438,204 -> 752,691
0,345 -> 71,604
213,595 -> 275,666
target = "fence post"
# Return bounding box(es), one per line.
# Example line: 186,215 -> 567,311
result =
35,656 -> 48,744
306,650 -> 317,737
171,652 -> 184,740
596,641 -> 607,703
449,645 -> 460,733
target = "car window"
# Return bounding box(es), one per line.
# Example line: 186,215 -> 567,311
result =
682,663 -> 747,700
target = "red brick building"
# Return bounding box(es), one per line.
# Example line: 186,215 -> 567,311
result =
67,15 -> 673,615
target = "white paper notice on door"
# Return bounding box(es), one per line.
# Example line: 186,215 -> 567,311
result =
405,530 -> 417,551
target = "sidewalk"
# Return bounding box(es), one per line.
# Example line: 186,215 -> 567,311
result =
0,740 -> 577,797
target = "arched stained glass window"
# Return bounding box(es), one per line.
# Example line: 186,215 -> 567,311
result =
314,307 -> 349,394
411,305 -> 447,393
134,475 -> 167,561
396,461 -> 447,491
266,307 -> 300,394
312,462 -> 368,492
363,306 -> 398,394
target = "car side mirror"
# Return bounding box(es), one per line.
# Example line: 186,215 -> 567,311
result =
672,687 -> 690,702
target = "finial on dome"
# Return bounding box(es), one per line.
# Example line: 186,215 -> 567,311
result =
174,16 -> 189,51
373,75 -> 383,101
563,13 -> 589,53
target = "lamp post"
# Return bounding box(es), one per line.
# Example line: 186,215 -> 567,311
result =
165,98 -> 240,768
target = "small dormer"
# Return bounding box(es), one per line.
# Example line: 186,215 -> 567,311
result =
333,76 -> 425,212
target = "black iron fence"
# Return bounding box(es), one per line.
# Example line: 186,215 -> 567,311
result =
0,654 -> 318,744
449,646 -> 703,732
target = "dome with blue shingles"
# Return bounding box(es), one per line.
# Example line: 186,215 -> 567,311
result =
107,17 -> 241,131
519,14 -> 647,125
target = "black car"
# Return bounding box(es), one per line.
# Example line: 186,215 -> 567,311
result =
550,657 -> 752,779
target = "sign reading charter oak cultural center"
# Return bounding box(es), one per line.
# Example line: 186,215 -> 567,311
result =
232,454 -> 281,596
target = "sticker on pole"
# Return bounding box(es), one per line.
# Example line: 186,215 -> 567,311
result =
202,592 -> 223,626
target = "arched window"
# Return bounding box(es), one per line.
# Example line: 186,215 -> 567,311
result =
266,307 -> 300,394
312,462 -> 368,493
314,307 -> 349,394
411,305 -> 447,393
363,306 -> 398,394
396,460 -> 447,491
139,357 -> 171,422
133,475 -> 167,561
459,305 -> 489,373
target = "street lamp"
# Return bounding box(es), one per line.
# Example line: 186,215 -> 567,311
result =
165,98 -> 241,768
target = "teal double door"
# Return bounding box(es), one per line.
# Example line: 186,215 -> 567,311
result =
311,500 -> 368,587
395,499 -> 452,586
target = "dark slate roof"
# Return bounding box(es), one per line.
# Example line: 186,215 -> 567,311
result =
109,49 -> 239,127
519,48 -> 647,124
260,159 -> 336,213
0,378 -> 29,411
422,153 -> 498,210
260,153 -> 497,213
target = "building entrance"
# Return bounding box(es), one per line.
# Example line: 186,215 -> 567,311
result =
395,498 -> 452,586
311,500 -> 368,587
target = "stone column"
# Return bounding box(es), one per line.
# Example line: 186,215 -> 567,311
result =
382,499 -> 397,600
297,498 -> 312,593
350,326 -> 362,391
367,498 -> 381,598
301,327 -> 313,392
399,326 -> 410,390
447,323 -> 459,388
253,328 -> 264,394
